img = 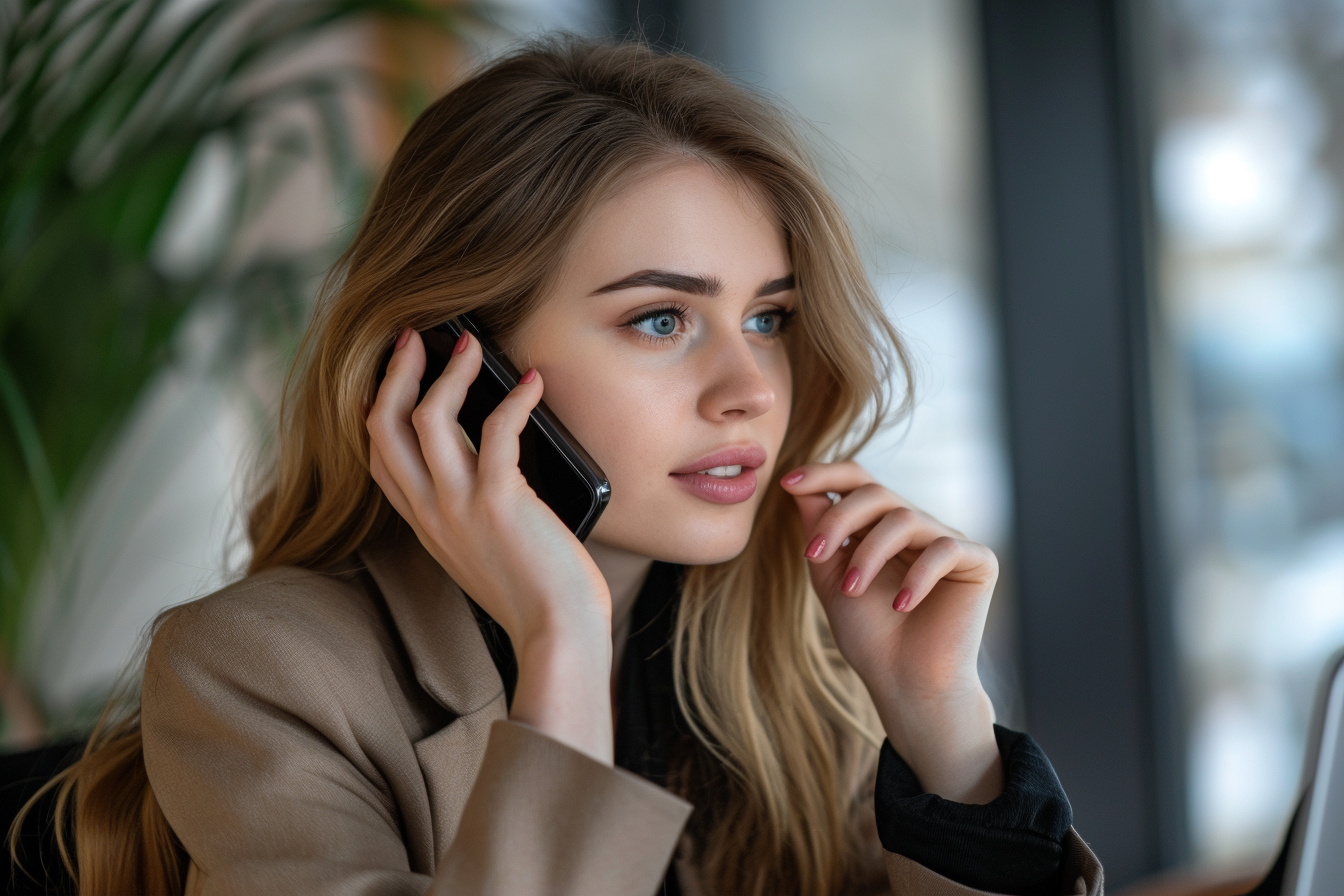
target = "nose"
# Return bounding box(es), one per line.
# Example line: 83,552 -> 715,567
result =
696,332 -> 776,423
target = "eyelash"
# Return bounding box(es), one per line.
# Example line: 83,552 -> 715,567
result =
623,304 -> 797,344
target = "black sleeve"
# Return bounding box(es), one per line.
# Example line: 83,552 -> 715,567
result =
874,725 -> 1074,895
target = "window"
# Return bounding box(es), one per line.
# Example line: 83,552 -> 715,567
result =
690,0 -> 1021,723
1151,0 -> 1344,866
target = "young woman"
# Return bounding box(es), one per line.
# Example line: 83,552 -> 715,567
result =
34,35 -> 1103,896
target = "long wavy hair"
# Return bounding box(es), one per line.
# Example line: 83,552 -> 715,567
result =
15,35 -> 912,895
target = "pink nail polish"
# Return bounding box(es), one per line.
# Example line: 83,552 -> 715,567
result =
781,470 -> 805,486
805,535 -> 826,559
519,368 -> 537,384
453,331 -> 469,354
893,587 -> 913,612
842,568 -> 861,594
394,327 -> 412,350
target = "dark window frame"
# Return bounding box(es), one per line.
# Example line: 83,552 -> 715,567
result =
978,0 -> 1186,884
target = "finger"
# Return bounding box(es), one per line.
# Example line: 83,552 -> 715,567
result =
369,434 -> 417,528
412,330 -> 484,489
476,367 -> 544,485
371,327 -> 425,419
896,537 -> 997,612
838,506 -> 928,596
790,490 -> 852,601
778,460 -> 877,498
793,490 -> 837,557
806,483 -> 913,564
367,329 -> 437,512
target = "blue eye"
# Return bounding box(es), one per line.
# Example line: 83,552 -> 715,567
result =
639,313 -> 678,336
628,307 -> 685,340
745,309 -> 794,337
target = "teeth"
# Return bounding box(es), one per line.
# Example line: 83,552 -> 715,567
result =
697,465 -> 743,477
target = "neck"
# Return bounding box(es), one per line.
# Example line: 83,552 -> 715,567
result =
583,538 -> 653,663
584,538 -> 653,632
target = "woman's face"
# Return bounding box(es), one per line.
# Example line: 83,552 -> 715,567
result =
504,160 -> 795,565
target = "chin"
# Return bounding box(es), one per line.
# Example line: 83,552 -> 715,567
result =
591,502 -> 759,566
653,535 -> 752,567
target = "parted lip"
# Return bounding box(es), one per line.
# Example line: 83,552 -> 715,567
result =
670,443 -> 767,475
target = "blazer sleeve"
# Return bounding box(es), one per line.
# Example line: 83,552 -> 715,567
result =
878,831 -> 1103,896
141,594 -> 691,896
856,728 -> 1104,896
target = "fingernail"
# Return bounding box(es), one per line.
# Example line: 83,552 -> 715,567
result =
394,327 -> 413,350
805,535 -> 826,559
893,587 -> 913,612
453,331 -> 469,355
842,568 -> 861,594
519,368 -> 537,384
781,469 -> 805,486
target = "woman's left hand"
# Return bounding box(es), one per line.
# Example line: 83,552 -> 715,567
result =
781,461 -> 1004,803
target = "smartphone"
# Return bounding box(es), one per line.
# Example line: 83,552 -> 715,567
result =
377,314 -> 610,541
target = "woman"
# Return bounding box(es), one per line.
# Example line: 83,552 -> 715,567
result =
29,35 -> 1102,896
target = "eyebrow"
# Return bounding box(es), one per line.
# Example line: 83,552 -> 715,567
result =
591,270 -> 795,298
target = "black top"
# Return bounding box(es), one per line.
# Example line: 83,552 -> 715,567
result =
474,561 -> 1076,895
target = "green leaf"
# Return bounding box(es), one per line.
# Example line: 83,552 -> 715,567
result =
0,0 -> 469,663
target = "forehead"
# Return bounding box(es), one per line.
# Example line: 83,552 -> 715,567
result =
552,160 -> 790,292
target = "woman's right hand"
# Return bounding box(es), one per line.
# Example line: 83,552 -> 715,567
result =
366,327 -> 616,762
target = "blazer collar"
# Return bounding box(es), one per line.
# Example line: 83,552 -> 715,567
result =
357,519 -> 504,716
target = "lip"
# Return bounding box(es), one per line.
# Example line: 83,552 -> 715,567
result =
670,444 -> 768,475
669,443 -> 767,505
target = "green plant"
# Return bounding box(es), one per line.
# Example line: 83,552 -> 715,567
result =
0,0 -> 466,688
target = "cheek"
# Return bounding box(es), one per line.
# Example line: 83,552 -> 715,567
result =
762,350 -> 793,455
535,355 -> 690,490
528,339 -> 793,564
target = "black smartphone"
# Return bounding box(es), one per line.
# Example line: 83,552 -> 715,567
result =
377,314 -> 610,541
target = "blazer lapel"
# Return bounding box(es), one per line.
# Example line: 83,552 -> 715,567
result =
358,520 -> 510,865
358,519 -> 505,717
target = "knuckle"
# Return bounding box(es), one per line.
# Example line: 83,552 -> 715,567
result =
821,506 -> 854,534
367,411 -> 401,444
848,540 -> 880,568
480,411 -> 511,437
929,535 -> 959,555
409,403 -> 435,433
364,411 -> 387,439
854,482 -> 888,503
978,544 -> 1000,571
887,505 -> 918,525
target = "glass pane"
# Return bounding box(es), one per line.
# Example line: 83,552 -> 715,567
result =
1150,0 -> 1344,866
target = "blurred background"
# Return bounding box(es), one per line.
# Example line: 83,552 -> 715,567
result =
2,0 -> 1342,892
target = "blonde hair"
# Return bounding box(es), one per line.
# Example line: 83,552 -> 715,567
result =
16,35 -> 912,895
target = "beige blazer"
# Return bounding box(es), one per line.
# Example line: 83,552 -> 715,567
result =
140,523 -> 1104,896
